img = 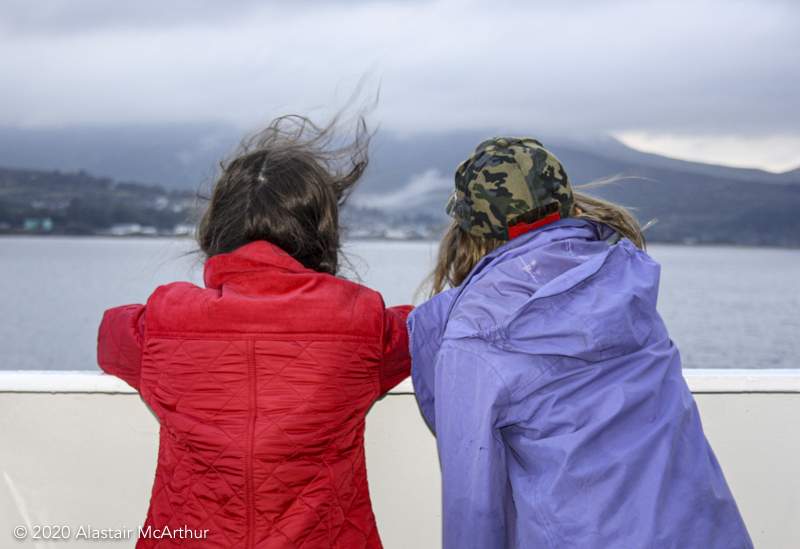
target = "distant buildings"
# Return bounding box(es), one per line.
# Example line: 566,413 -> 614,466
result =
106,224 -> 197,237
21,218 -> 54,232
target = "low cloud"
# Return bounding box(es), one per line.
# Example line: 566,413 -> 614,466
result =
353,169 -> 452,210
614,132 -> 800,173
0,0 -> 798,170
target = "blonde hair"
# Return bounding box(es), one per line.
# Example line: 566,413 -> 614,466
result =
427,190 -> 646,296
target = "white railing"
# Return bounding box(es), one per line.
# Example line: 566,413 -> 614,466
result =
3,368 -> 800,393
1,370 -> 799,548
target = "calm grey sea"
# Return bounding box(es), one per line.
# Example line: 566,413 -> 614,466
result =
0,236 -> 798,370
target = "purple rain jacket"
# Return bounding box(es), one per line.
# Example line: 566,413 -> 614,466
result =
408,219 -> 753,549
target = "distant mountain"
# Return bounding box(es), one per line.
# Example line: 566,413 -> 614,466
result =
357,132 -> 800,195
554,136 -> 800,185
353,133 -> 800,246
0,124 -> 242,190
1,124 -> 798,245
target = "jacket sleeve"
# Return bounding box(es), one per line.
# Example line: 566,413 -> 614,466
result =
97,304 -> 146,391
435,344 -> 512,549
378,304 -> 414,395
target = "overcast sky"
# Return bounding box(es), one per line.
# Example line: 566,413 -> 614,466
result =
1,0 -> 798,171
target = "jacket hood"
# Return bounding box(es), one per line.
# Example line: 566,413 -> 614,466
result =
408,220 -> 753,549
409,219 -> 661,366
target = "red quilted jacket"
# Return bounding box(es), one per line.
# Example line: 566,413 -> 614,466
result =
97,241 -> 412,549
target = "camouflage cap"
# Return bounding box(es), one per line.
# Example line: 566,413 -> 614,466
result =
446,137 -> 574,240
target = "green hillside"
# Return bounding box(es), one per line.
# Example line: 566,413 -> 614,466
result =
0,168 -> 198,235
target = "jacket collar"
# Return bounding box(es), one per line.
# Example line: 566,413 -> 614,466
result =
203,241 -> 310,289
409,219 -> 612,354
444,218 -> 614,320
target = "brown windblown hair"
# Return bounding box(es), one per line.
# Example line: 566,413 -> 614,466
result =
428,189 -> 646,296
197,114 -> 370,276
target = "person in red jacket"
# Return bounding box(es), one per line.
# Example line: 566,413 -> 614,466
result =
97,114 -> 413,549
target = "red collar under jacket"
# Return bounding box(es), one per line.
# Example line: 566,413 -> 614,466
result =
98,241 -> 413,549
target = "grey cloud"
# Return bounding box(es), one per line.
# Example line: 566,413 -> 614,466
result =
0,0 -> 417,36
0,0 -> 271,36
0,0 -> 797,140
376,0 -> 800,136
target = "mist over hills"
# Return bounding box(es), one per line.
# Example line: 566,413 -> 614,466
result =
1,124 -> 798,245
0,124 -> 241,191
358,131 -> 800,246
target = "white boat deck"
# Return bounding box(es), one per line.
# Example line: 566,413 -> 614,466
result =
1,369 -> 798,548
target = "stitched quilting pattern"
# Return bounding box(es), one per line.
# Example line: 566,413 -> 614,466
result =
135,336 -> 384,548
98,243 -> 411,549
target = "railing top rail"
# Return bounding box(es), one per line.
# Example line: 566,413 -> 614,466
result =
1,369 -> 800,394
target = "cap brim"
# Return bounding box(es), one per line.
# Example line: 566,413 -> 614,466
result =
445,189 -> 458,218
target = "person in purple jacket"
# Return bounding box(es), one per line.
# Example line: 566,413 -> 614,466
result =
408,137 -> 753,548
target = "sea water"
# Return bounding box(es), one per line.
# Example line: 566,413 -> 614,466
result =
0,236 -> 798,370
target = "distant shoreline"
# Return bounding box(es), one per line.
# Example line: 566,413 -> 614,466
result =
1,232 -> 798,250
